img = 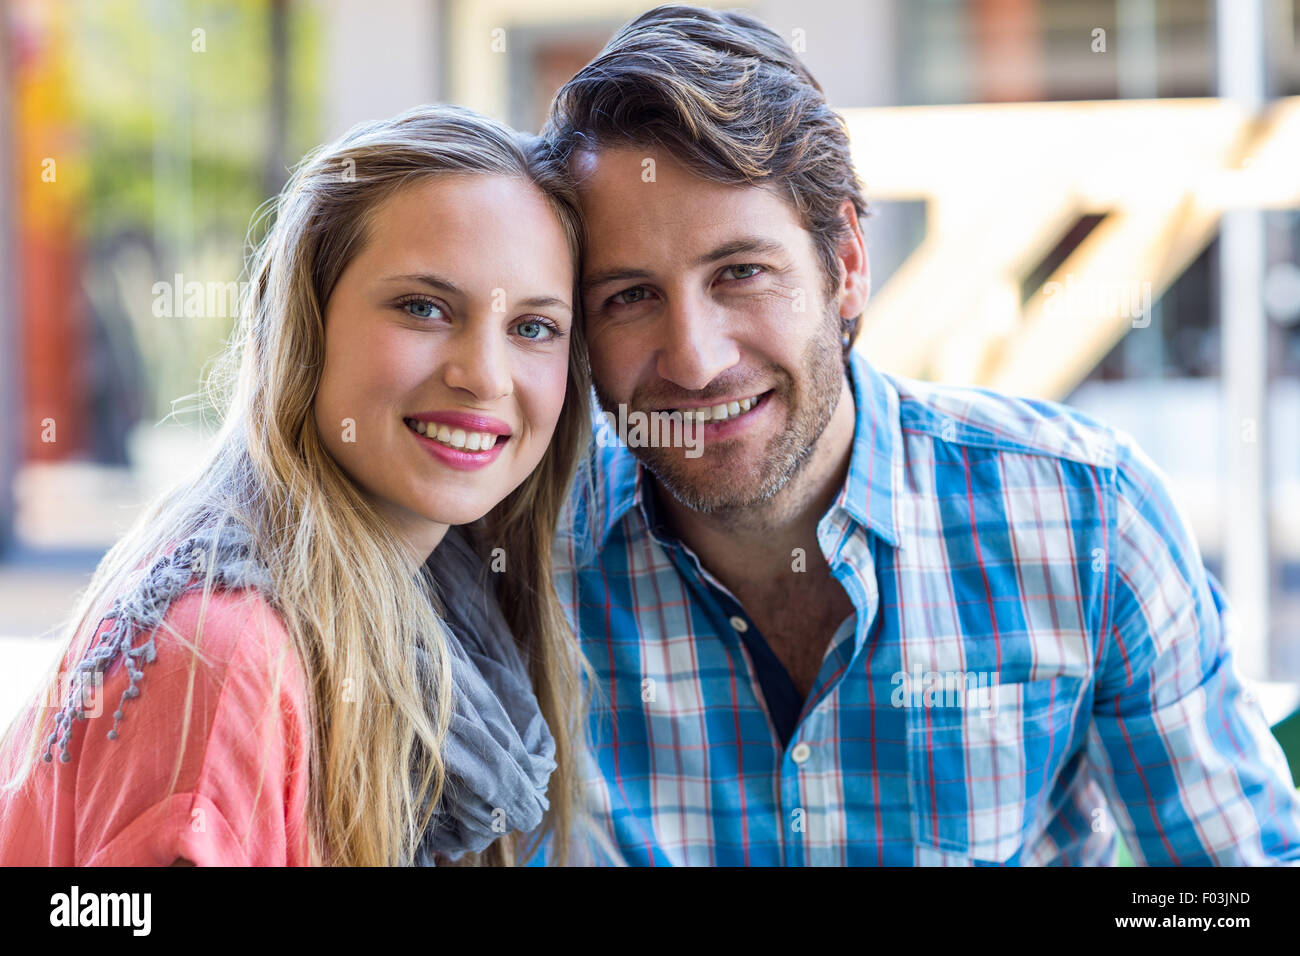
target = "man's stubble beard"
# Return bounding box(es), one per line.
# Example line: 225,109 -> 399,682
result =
594,306 -> 847,517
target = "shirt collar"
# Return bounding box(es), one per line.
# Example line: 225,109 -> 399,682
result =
595,349 -> 904,549
838,348 -> 904,548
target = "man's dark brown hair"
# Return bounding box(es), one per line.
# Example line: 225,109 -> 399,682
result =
543,3 -> 870,358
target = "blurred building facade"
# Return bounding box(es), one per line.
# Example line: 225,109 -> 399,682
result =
1,0 -> 1298,696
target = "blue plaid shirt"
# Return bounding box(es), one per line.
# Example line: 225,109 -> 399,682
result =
550,349 -> 1300,865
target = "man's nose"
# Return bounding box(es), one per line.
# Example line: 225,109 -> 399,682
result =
654,295 -> 739,391
441,318 -> 512,401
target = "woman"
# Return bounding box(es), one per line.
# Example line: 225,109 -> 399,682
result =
0,104 -> 595,866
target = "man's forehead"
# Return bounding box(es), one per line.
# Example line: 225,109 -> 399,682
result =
570,143 -> 771,203
571,145 -> 805,253
567,144 -> 604,181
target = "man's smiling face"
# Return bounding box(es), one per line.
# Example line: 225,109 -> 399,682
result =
575,145 -> 852,514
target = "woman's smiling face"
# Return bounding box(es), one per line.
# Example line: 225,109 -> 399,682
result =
313,173 -> 575,558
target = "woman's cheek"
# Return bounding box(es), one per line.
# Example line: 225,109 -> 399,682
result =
316,378 -> 363,472
522,351 -> 571,455
316,323 -> 400,459
543,350 -> 571,427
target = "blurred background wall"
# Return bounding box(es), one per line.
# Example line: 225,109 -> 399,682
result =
0,0 -> 1298,734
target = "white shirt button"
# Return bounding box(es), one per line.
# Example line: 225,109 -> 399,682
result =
729,615 -> 749,632
791,742 -> 812,764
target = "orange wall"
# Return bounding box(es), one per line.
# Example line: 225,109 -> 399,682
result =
14,0 -> 86,463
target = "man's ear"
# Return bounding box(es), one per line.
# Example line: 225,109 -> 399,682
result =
834,199 -> 870,318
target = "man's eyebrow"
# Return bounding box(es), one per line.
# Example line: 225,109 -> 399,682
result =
582,267 -> 652,295
381,274 -> 571,314
694,237 -> 787,266
582,237 -> 789,295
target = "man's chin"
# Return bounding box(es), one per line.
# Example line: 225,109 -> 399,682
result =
637,449 -> 777,514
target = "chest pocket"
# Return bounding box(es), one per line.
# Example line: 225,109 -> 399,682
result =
906,677 -> 1085,862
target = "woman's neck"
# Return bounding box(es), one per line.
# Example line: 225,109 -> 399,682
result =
369,497 -> 450,573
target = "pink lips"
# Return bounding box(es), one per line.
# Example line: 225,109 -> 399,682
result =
408,425 -> 508,471
405,409 -> 512,472
408,410 -> 512,436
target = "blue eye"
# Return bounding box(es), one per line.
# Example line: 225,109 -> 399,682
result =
400,297 -> 444,320
514,318 -> 559,341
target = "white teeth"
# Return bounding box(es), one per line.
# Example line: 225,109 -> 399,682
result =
406,419 -> 502,452
676,392 -> 765,423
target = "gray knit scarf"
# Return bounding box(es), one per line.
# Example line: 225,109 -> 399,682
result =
43,523 -> 557,865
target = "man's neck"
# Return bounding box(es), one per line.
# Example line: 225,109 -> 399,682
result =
655,376 -> 856,588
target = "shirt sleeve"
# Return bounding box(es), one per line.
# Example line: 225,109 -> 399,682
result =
1086,429 -> 1300,865
70,589 -> 313,866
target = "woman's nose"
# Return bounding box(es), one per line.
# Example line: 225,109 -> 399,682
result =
440,320 -> 512,401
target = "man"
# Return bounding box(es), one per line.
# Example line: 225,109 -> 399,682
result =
542,4 -> 1300,865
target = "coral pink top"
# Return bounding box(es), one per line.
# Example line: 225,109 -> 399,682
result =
0,588 -> 313,866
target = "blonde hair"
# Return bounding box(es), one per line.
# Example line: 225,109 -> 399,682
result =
1,104 -> 595,866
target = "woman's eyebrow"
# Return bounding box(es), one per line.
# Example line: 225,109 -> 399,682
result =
379,272 -> 465,296
380,274 -> 570,314
517,295 -> 573,315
